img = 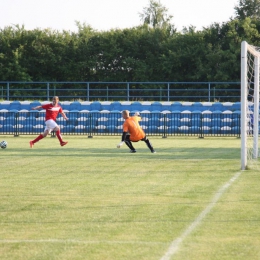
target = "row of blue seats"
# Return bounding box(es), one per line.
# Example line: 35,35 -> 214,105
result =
0,124 -> 244,135
0,118 -> 241,128
0,100 -> 244,112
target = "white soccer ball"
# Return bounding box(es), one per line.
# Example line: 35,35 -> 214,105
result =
0,140 -> 7,149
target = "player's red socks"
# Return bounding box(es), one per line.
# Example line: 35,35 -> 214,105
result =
56,130 -> 63,144
32,134 -> 44,144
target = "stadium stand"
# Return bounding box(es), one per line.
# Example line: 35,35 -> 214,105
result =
0,101 -> 245,136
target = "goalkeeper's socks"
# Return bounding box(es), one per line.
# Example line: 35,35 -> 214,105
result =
145,139 -> 154,152
125,140 -> 135,151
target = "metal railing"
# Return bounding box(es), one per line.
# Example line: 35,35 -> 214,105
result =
0,81 -> 241,102
0,111 -> 241,138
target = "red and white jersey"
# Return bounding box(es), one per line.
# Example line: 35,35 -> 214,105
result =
42,103 -> 63,121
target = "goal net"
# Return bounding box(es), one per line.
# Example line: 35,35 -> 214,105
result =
241,41 -> 260,170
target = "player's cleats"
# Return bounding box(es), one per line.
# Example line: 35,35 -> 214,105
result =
130,150 -> 136,153
29,141 -> 34,148
151,150 -> 156,153
60,141 -> 68,147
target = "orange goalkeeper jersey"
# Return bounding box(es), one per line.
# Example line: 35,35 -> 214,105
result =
123,116 -> 145,141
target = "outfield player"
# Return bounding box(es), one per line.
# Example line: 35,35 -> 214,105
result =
117,110 -> 156,153
29,96 -> 68,148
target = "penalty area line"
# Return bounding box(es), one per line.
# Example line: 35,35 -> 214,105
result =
160,170 -> 243,260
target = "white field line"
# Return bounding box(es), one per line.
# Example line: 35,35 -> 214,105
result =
160,171 -> 242,260
0,239 -> 166,245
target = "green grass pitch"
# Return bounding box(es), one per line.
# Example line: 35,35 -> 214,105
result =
0,135 -> 260,260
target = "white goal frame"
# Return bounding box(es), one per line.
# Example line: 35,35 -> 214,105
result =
241,41 -> 260,170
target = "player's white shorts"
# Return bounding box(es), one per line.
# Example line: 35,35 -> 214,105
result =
44,119 -> 58,133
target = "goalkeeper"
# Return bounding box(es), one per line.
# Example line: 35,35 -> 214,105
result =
117,110 -> 156,153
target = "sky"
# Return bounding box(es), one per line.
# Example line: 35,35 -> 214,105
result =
1,0 -> 238,32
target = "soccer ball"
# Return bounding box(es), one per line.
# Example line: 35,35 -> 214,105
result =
0,140 -> 7,149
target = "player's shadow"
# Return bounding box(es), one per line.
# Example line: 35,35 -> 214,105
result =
23,147 -> 240,160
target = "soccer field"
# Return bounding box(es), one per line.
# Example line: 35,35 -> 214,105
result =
0,135 -> 259,260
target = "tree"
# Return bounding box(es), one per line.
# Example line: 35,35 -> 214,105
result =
139,0 -> 174,30
235,0 -> 260,20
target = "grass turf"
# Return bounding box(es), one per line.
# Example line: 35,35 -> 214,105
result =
0,135 -> 259,260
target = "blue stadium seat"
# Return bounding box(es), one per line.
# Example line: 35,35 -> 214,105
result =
191,111 -> 202,121
168,126 -> 179,134
191,118 -> 200,127
61,101 -> 71,110
221,118 -> 233,127
26,116 -> 37,125
179,117 -> 191,126
80,101 -> 91,111
120,101 -> 132,111
158,125 -> 168,133
101,101 -> 112,110
62,125 -> 74,133
231,126 -> 240,134
0,101 -> 11,110
211,126 -> 220,134
181,102 -> 193,111
70,101 -> 82,110
75,125 -> 86,133
212,118 -> 222,127
212,102 -> 224,111
131,101 -> 142,111
90,101 -> 101,111
222,102 -> 234,111
147,125 -> 158,134
139,116 -> 150,126
202,102 -> 213,112
140,101 -> 152,112
190,126 -> 200,134
151,101 -> 162,111
20,101 -> 31,110
9,101 -> 21,110
21,124 -> 33,133
17,116 -> 27,125
201,126 -> 211,134
171,102 -> 182,111
2,124 -> 14,133
158,117 -> 171,127
107,125 -> 116,133
33,124 -> 44,133
233,102 -> 241,111
222,110 -> 233,119
30,101 -> 41,109
97,116 -> 109,126
178,125 -> 189,134
111,101 -> 122,111
202,118 -> 212,127
212,110 -> 222,118
95,125 -> 107,133
221,126 -> 232,134
192,102 -> 203,111
181,110 -> 192,119
115,125 -> 123,133
6,116 -> 16,124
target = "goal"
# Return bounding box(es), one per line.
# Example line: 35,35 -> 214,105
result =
241,41 -> 260,170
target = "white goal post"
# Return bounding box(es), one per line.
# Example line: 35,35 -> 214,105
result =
241,41 -> 260,170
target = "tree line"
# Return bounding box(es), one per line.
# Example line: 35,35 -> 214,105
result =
0,0 -> 260,96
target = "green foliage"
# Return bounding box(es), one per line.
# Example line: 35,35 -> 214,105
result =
1,10 -> 260,99
235,0 -> 260,19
